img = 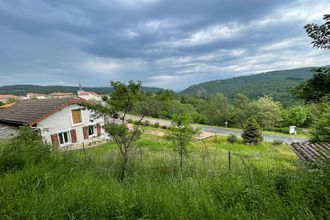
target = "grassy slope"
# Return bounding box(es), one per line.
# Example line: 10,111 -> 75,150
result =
0,132 -> 329,219
180,67 -> 316,103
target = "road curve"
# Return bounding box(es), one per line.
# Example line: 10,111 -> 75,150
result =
127,115 -> 308,144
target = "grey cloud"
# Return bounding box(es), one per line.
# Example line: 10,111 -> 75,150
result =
0,0 -> 329,90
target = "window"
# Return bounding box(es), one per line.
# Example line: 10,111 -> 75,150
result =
58,131 -> 71,145
71,109 -> 82,124
88,124 -> 96,137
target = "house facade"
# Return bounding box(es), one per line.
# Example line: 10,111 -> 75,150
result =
0,98 -> 107,149
78,91 -> 102,101
26,93 -> 49,100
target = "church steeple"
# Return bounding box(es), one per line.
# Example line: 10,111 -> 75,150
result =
77,82 -> 84,94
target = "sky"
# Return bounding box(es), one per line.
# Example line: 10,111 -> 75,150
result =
0,0 -> 329,91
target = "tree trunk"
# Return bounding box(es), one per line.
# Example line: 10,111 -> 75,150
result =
120,149 -> 129,181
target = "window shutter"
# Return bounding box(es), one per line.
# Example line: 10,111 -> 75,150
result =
71,109 -> 82,124
96,123 -> 101,136
51,133 -> 59,147
70,129 -> 77,143
83,126 -> 89,139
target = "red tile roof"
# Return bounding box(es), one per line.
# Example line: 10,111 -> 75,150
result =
0,94 -> 18,99
0,102 -> 16,109
0,98 -> 83,126
78,91 -> 101,96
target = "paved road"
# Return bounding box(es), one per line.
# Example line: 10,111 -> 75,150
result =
127,115 -> 308,144
195,125 -> 307,144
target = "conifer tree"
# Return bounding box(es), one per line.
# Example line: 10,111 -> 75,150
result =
241,118 -> 263,145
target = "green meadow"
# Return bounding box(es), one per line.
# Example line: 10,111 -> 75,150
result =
0,128 -> 329,219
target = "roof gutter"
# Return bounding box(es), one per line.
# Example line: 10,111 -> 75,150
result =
0,119 -> 29,127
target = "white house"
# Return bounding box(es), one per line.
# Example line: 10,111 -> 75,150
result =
78,91 -> 102,101
26,93 -> 49,100
0,98 -> 107,149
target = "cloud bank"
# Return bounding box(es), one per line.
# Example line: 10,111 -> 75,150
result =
0,0 -> 329,90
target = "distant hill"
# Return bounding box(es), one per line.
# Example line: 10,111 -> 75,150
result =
180,67 -> 322,104
0,84 -> 162,96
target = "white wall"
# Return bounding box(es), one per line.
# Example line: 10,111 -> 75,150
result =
37,104 -> 107,149
78,93 -> 102,101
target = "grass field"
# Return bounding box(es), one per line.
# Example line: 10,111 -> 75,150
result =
0,129 -> 329,219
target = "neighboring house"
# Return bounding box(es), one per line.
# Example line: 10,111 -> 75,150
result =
26,93 -> 50,99
0,98 -> 107,149
78,91 -> 102,101
49,92 -> 76,99
0,94 -> 18,103
77,83 -> 102,101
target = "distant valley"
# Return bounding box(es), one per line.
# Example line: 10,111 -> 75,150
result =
0,66 -> 326,105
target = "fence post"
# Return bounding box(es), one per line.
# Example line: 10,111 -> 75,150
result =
82,142 -> 87,161
228,151 -> 231,171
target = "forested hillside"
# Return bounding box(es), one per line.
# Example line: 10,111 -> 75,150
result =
0,84 -> 161,95
180,67 -> 319,104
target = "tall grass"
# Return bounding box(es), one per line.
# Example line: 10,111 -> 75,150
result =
0,131 -> 329,219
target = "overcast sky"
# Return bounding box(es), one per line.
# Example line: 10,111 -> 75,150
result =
0,0 -> 329,91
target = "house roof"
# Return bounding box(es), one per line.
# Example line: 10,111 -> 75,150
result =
49,92 -> 76,96
26,93 -> 48,97
0,102 -> 16,109
0,94 -> 18,99
78,91 -> 101,97
0,98 -> 82,126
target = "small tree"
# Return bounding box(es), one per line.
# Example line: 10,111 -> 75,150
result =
311,111 -> 330,143
0,101 -> 4,106
227,134 -> 238,143
167,114 -> 198,180
247,96 -> 282,130
241,118 -> 263,145
81,81 -> 146,181
288,106 -> 307,127
292,68 -> 330,103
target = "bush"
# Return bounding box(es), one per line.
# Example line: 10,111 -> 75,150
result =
0,127 -> 50,173
132,120 -> 141,125
269,127 -> 289,134
161,125 -> 168,129
311,112 -> 330,143
241,118 -> 263,145
227,134 -> 238,143
212,135 -> 227,143
272,140 -> 284,145
154,122 -> 160,128
143,120 -> 150,126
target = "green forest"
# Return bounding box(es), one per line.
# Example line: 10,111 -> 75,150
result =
129,67 -> 330,142
180,66 -> 321,105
